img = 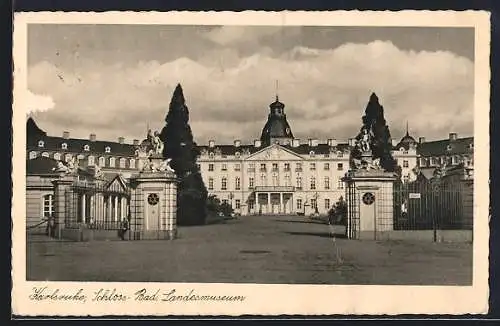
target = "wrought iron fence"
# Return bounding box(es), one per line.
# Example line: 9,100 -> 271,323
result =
393,179 -> 473,231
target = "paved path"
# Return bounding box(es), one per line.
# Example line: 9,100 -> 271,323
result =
27,215 -> 472,284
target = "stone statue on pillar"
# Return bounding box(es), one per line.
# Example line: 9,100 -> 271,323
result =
137,129 -> 174,174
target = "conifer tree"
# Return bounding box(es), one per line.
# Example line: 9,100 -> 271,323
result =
159,84 -> 208,225
351,93 -> 400,174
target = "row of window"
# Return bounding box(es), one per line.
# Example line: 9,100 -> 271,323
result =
419,155 -> 472,167
203,162 -> 344,172
29,151 -> 137,169
204,151 -> 345,159
207,176 -> 344,191
36,140 -> 121,154
224,198 -> 333,211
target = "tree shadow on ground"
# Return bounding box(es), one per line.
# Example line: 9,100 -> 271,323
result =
284,231 -> 347,239
274,219 -> 328,225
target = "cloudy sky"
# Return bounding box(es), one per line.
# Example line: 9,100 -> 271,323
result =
27,24 -> 474,144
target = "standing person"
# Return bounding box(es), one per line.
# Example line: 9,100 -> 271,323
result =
119,217 -> 129,240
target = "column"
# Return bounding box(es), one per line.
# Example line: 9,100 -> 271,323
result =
121,197 -> 126,220
280,193 -> 283,214
114,195 -> 119,222
267,192 -> 270,214
81,193 -> 86,223
107,196 -> 112,223
89,194 -> 94,223
254,192 -> 258,214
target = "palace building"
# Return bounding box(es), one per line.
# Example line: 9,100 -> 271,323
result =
26,94 -> 474,223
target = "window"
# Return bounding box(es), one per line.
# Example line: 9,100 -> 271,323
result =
260,163 -> 266,172
337,179 -> 344,189
309,151 -> 315,157
38,140 -> 44,148
284,163 -> 290,171
88,155 -> 95,166
208,163 -> 214,171
310,177 -> 316,190
105,146 -> 111,153
208,178 -> 214,190
221,164 -> 227,171
296,163 -> 302,172
403,160 -> 409,168
403,174 -> 410,183
43,194 -> 54,218
403,150 -> 409,155
77,154 -> 85,161
41,152 -> 49,157
420,158 -> 427,167
324,163 -> 330,171
119,158 -> 126,168
325,199 -> 331,210
235,177 -> 241,190
53,153 -> 61,160
272,174 -> 279,187
99,157 -> 105,167
324,177 -> 330,190
310,163 -> 316,171
284,175 -> 291,187
235,199 -> 241,209
29,151 -> 37,159
235,152 -> 240,158
130,159 -> 136,169
272,163 -> 278,172
84,144 -> 90,151
234,163 -> 241,171
249,177 -> 254,189
324,154 -> 330,158
221,177 -> 227,190
209,152 -> 215,159
297,199 -> 302,210
446,144 -> 452,151
65,154 -> 72,162
109,157 -> 116,167
337,163 -> 343,170
61,143 -> 68,150
249,200 -> 255,210
337,151 -> 343,158
311,199 -> 317,210
296,176 -> 302,189
260,174 -> 267,186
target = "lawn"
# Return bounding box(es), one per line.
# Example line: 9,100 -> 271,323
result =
27,215 -> 472,285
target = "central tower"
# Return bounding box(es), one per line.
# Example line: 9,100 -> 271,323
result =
260,95 -> 294,146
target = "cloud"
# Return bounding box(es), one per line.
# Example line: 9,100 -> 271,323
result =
24,90 -> 55,114
27,40 -> 474,144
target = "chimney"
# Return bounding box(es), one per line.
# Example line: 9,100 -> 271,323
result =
292,139 -> 300,147
348,138 -> 356,147
327,138 -> 337,147
254,139 -> 261,148
419,137 -> 426,144
234,139 -> 241,148
449,132 -> 457,141
118,137 -> 125,144
89,133 -> 96,142
63,131 -> 70,139
133,139 -> 140,146
208,140 -> 215,148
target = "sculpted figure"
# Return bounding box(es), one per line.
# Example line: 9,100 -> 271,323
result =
359,128 -> 371,152
53,160 -> 69,173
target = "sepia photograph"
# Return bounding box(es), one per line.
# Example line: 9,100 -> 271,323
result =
12,11 -> 490,316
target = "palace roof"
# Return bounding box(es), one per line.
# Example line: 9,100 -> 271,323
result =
417,137 -> 474,157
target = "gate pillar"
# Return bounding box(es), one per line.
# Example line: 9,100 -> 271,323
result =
129,154 -> 178,240
343,169 -> 398,240
51,173 -> 77,239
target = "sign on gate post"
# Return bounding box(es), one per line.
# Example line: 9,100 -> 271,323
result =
409,193 -> 421,199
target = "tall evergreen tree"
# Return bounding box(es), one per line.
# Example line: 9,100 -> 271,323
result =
159,84 -> 208,225
351,93 -> 400,174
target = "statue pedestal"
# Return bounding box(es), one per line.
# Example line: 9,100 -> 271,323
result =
129,170 -> 178,240
343,169 -> 398,240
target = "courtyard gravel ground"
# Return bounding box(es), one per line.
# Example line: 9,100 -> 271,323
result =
27,215 -> 472,285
